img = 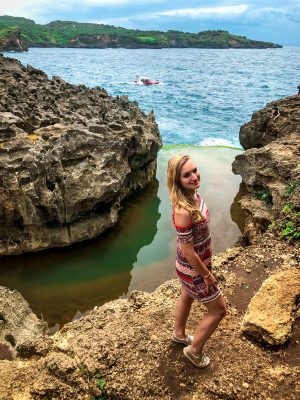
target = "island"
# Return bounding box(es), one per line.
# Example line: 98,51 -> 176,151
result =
0,15 -> 282,52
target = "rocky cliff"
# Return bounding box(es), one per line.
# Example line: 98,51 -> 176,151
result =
0,87 -> 299,398
233,95 -> 300,242
0,55 -> 162,256
0,28 -> 28,52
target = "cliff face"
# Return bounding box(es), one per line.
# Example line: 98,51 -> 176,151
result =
239,95 -> 300,150
0,56 -> 162,256
233,95 -> 300,242
0,28 -> 28,52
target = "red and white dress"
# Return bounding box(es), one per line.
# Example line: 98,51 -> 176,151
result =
172,194 -> 221,303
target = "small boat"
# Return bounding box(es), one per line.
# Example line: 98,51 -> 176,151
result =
134,76 -> 160,85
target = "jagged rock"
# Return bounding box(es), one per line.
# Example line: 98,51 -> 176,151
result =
233,95 -> 300,242
238,195 -> 274,241
239,95 -> 300,150
0,286 -> 47,358
241,267 -> 300,345
0,56 -> 162,255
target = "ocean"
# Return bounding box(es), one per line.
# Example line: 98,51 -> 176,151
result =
6,46 -> 300,147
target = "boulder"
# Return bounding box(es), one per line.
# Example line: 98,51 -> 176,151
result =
241,267 -> 300,345
0,56 -> 162,255
0,286 -> 47,359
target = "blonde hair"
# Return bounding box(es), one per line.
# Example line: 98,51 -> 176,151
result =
167,154 -> 203,222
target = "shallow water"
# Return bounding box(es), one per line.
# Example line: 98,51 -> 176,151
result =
0,147 -> 244,327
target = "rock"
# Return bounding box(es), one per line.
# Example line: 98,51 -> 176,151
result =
241,267 -> 300,345
0,56 -> 162,255
0,28 -> 28,52
239,95 -> 300,150
233,94 -> 300,242
0,286 -> 48,356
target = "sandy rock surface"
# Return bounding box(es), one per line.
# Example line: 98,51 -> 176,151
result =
0,286 -> 47,360
242,267 -> 300,345
0,233 -> 299,400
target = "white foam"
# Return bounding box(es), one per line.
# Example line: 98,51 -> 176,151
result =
198,138 -> 237,147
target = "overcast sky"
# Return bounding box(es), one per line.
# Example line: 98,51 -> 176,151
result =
1,0 -> 299,45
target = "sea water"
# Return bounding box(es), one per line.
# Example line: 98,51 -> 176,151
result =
6,46 -> 300,147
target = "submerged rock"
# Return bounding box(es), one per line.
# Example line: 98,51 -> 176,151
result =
241,267 -> 300,345
0,56 -> 162,255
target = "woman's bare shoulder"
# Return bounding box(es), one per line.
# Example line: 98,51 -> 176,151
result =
173,208 -> 192,227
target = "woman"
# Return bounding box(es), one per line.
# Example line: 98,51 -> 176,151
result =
167,154 -> 226,368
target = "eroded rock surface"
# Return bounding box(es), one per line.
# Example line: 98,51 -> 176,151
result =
241,267 -> 300,345
0,55 -> 162,255
232,95 -> 300,351
0,286 -> 47,360
239,95 -> 300,150
232,95 -> 300,242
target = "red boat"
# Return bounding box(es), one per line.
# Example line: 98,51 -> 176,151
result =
134,76 -> 160,85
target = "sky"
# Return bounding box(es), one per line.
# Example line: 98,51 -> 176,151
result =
0,0 -> 300,46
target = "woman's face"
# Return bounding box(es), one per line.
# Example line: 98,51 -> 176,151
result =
179,158 -> 200,191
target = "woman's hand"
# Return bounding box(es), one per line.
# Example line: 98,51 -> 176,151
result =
204,273 -> 218,294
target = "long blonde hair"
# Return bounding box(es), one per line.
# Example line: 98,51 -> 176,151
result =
167,154 -> 203,222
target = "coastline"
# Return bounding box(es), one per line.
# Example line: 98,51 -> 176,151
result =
0,54 -> 299,400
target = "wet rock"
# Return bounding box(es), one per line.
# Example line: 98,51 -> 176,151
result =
241,267 -> 300,345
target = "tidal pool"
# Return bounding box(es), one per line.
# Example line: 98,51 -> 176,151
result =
0,146 -> 245,328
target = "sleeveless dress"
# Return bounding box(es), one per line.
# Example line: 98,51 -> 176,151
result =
172,194 -> 221,303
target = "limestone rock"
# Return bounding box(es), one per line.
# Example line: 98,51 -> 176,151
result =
239,95 -> 300,150
0,286 -> 47,357
0,56 -> 162,255
241,267 -> 300,345
232,94 -> 300,243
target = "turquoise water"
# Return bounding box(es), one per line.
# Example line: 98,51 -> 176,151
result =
6,47 -> 300,147
0,147 -> 243,327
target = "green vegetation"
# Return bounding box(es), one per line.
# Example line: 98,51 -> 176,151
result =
0,16 -> 282,49
91,374 -> 108,400
254,188 -> 273,205
269,181 -> 300,242
0,26 -> 19,38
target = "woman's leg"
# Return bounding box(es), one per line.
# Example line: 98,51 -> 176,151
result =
174,288 -> 194,338
190,295 -> 226,356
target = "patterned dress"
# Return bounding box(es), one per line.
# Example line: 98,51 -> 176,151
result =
172,194 -> 221,303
